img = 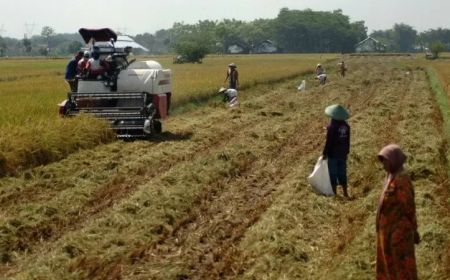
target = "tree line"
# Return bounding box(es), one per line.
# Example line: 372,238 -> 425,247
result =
0,8 -> 449,57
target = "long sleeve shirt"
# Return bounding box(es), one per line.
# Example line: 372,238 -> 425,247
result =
323,119 -> 350,159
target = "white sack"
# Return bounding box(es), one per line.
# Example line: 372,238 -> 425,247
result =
297,80 -> 306,91
307,156 -> 335,196
317,74 -> 327,84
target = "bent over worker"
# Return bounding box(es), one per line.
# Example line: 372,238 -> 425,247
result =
218,87 -> 239,107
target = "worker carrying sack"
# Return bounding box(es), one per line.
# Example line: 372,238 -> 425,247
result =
308,156 -> 335,196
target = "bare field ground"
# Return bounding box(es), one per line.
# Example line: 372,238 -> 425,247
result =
0,56 -> 449,279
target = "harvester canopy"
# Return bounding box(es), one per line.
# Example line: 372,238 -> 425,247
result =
79,28 -> 117,43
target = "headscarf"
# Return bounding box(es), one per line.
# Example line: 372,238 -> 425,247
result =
378,144 -> 406,175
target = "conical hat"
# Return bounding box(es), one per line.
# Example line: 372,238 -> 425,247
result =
218,87 -> 227,93
325,104 -> 349,121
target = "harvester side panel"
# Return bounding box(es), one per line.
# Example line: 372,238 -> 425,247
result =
117,69 -> 172,95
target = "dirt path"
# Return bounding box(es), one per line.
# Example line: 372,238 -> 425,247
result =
1,56 -> 450,280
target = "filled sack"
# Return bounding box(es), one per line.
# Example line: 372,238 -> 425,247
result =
307,156 -> 335,196
297,80 -> 306,91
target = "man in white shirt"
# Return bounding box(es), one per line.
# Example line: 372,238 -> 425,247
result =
218,87 -> 239,107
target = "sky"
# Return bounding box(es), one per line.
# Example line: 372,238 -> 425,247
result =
0,0 -> 449,39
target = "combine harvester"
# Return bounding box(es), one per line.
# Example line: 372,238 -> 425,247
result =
59,28 -> 172,139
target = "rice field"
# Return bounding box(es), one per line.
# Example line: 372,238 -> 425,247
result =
0,54 -> 336,124
0,55 -> 449,279
154,54 -> 337,106
0,54 -> 337,175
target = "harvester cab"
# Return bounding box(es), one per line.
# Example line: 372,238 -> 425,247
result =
59,28 -> 172,139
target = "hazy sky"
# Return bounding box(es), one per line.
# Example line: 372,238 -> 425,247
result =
1,0 -> 449,38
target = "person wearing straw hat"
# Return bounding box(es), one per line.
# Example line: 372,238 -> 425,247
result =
315,63 -> 327,85
322,104 -> 350,197
315,63 -> 324,75
338,60 -> 347,77
218,87 -> 239,107
376,144 -> 419,279
65,50 -> 84,92
224,63 -> 239,89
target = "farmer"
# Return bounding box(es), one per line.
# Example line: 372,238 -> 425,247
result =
338,61 -> 347,77
65,50 -> 84,92
77,50 -> 90,76
218,87 -> 239,107
315,63 -> 327,85
225,63 -> 239,89
376,144 -> 419,280
322,104 -> 350,197
85,49 -> 110,79
316,63 -> 325,75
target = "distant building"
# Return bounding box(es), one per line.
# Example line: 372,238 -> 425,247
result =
115,35 -> 149,53
254,40 -> 278,54
355,37 -> 386,53
227,43 -> 247,54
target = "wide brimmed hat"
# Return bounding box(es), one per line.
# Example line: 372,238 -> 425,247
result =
228,63 -> 237,68
218,87 -> 227,93
325,104 -> 349,120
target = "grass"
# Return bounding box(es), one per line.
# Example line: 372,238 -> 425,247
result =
427,68 -> 450,155
428,62 -> 450,91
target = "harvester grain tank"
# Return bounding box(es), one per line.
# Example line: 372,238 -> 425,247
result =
59,28 -> 172,139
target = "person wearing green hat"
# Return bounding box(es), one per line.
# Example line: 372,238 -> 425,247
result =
322,104 -> 350,197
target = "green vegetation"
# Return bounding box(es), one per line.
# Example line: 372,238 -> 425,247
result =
173,40 -> 209,63
427,68 -> 450,171
430,41 -> 445,58
153,9 -> 367,54
2,9 -> 450,56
